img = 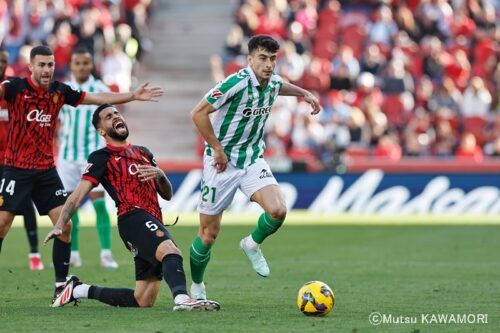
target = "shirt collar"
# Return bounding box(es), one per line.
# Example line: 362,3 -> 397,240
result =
245,66 -> 261,87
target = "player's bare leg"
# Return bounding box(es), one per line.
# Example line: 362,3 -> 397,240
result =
0,211 -> 15,253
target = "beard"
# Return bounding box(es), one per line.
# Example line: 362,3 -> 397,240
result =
108,124 -> 129,140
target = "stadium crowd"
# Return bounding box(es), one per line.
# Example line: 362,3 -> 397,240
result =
0,0 -> 154,92
212,0 -> 500,170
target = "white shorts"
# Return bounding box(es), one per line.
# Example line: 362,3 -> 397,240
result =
197,155 -> 278,215
57,157 -> 104,193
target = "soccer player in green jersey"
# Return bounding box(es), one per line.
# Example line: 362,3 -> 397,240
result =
189,35 -> 321,300
57,47 -> 118,269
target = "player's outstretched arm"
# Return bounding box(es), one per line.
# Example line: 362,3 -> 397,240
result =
82,82 -> 164,105
43,180 -> 94,245
191,99 -> 228,173
137,165 -> 173,200
279,82 -> 321,115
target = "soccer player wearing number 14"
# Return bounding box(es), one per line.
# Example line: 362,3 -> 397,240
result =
189,35 -> 321,300
0,45 -> 163,305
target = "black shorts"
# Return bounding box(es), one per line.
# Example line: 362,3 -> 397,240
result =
118,209 -> 173,281
0,166 -> 67,215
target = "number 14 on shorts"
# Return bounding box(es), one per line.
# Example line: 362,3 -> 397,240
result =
0,178 -> 16,195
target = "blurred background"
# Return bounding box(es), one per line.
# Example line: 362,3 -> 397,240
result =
1,0 -> 499,216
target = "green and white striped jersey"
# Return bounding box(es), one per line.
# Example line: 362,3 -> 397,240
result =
205,66 -> 283,169
59,75 -> 109,162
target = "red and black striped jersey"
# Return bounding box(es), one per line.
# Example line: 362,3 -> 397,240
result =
0,74 -> 9,161
83,144 -> 163,222
0,76 -> 85,169
0,95 -> 8,160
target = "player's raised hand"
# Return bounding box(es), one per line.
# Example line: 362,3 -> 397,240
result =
133,82 -> 164,102
304,92 -> 321,115
43,226 -> 63,245
137,165 -> 165,182
212,148 -> 228,173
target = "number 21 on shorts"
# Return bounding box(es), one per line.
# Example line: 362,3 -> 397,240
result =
0,178 -> 16,195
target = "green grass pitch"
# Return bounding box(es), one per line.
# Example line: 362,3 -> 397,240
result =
1,223 -> 499,333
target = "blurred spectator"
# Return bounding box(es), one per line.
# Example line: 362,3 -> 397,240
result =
330,45 -> 359,90
366,5 -> 398,48
432,117 -> 457,157
427,76 -> 462,114
101,42 -> 133,93
359,43 -> 385,75
455,132 -> 483,161
374,132 -> 402,161
461,76 -> 492,117
380,58 -> 414,94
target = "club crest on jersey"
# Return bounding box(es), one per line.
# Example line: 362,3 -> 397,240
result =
27,109 -> 52,126
0,195 -> 3,207
210,89 -> 223,99
243,106 -> 272,117
52,93 -> 60,104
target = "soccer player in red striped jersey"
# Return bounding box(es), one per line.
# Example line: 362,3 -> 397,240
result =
0,45 -> 163,305
0,47 -> 44,271
45,104 -> 220,311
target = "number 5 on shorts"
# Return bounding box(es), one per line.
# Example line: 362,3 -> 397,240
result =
145,220 -> 158,231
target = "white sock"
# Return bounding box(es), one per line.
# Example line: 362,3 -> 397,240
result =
73,283 -> 91,299
174,294 -> 190,304
191,282 -> 205,290
29,252 -> 41,258
100,249 -> 112,257
71,251 -> 80,256
244,235 -> 259,250
55,282 -> 65,288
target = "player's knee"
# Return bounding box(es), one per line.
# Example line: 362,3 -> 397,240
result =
199,225 -> 220,245
135,294 -> 155,308
156,240 -> 182,261
268,206 -> 287,221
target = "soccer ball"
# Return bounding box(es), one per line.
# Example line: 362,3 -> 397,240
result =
297,281 -> 334,317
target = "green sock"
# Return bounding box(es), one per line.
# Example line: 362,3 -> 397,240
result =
70,211 -> 80,251
93,198 -> 111,250
190,236 -> 212,284
251,212 -> 285,244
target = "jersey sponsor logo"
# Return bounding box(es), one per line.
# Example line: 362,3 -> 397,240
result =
27,109 -> 52,126
23,95 -> 34,99
55,189 -> 67,197
128,163 -> 147,176
1,80 -> 10,85
259,169 -> 273,179
210,89 -> 223,99
115,156 -> 122,161
243,106 -> 272,117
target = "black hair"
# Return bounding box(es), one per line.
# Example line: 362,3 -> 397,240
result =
248,35 -> 280,54
72,45 -> 92,57
92,104 -> 114,130
30,45 -> 53,61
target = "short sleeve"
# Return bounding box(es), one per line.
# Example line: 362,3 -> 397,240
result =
1,77 -> 20,101
82,151 -> 107,186
60,82 -> 85,107
141,146 -> 157,167
205,72 -> 247,109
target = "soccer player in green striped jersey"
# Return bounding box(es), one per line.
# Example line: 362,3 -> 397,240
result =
57,47 -> 118,269
189,35 -> 320,300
